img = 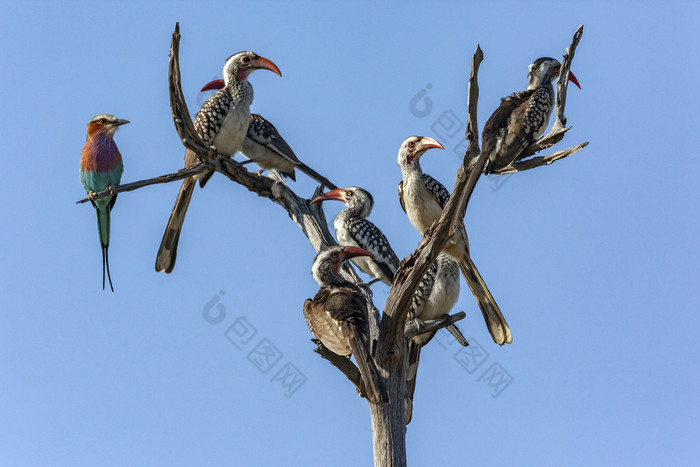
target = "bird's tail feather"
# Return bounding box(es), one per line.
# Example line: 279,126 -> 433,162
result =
346,330 -> 389,404
155,177 -> 195,273
95,206 -> 115,292
405,340 -> 422,424
96,205 -> 110,250
295,162 -> 338,190
459,253 -> 512,345
446,324 -> 469,346
198,168 -> 215,188
102,245 -> 114,292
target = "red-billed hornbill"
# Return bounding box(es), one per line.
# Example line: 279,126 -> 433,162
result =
397,136 -> 512,345
199,79 -> 337,190
405,253 -> 467,424
310,187 -> 399,286
155,52 -> 281,273
304,246 -> 389,404
481,57 -> 581,174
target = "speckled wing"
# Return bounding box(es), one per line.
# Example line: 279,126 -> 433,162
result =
247,114 -> 301,164
421,173 -> 451,209
192,91 -> 234,188
405,258 -> 444,424
409,260 -> 439,322
194,91 -> 232,144
345,217 -> 400,280
501,87 -> 551,164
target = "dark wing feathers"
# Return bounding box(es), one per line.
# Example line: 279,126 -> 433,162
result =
409,260 -> 439,321
323,287 -> 369,330
421,173 -> 451,209
345,217 -> 401,273
247,114 -> 301,165
482,89 -> 534,161
503,87 -> 552,154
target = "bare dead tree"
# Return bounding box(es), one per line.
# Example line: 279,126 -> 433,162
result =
76,23 -> 585,467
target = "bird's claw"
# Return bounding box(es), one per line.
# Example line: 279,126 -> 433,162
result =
414,318 -> 425,333
87,191 -> 97,201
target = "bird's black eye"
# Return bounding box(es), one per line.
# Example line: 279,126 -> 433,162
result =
100,118 -> 107,124
408,141 -> 416,149
345,190 -> 353,197
241,56 -> 251,65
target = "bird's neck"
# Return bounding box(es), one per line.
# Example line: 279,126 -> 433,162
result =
226,80 -> 254,106
313,262 -> 345,288
528,76 -> 555,91
320,274 -> 346,288
400,160 -> 423,181
338,203 -> 369,220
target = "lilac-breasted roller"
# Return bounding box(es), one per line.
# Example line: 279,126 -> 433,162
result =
80,114 -> 128,291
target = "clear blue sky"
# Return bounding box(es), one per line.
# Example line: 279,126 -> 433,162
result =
1,1 -> 698,465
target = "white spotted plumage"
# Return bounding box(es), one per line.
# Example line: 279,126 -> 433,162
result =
317,186 -> 400,286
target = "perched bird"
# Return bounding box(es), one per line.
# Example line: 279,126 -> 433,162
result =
155,52 -> 281,273
304,246 -> 389,404
310,187 -> 399,286
80,114 -> 129,291
196,81 -> 339,190
405,253 -> 466,424
397,136 -> 512,345
243,113 -> 338,189
481,57 -> 581,174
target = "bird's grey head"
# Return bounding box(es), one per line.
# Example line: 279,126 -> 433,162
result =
311,245 -> 374,287
87,113 -> 130,136
527,57 -> 561,89
397,136 -> 444,167
527,56 -> 581,90
222,51 -> 282,87
310,187 -> 374,218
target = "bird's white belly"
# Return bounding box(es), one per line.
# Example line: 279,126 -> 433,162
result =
404,177 -> 469,258
403,180 -> 444,234
421,267 -> 460,321
212,106 -> 250,156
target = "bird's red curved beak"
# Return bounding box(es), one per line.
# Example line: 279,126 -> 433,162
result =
418,137 -> 445,152
200,79 -> 225,92
568,71 -> 581,89
341,246 -> 374,260
310,189 -> 345,205
253,56 -> 282,77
